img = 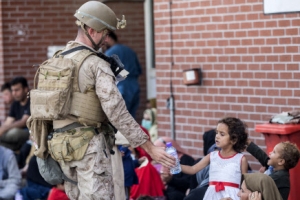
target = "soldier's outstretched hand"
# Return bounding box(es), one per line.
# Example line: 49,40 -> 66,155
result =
141,140 -> 175,168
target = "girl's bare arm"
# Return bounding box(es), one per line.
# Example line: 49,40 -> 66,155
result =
241,156 -> 248,174
181,154 -> 210,175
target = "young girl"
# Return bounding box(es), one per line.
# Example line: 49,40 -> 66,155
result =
181,117 -> 248,200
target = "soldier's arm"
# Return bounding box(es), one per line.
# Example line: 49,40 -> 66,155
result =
96,70 -> 148,147
95,71 -> 175,167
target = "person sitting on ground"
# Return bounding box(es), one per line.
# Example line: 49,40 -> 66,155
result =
246,140 -> 300,200
155,137 -> 195,200
180,117 -> 248,200
1,81 -> 31,169
142,108 -> 158,143
0,145 -> 21,200
1,82 -> 13,106
118,145 -> 139,200
130,156 -> 165,200
0,77 -> 30,152
224,173 -> 282,200
129,127 -> 164,200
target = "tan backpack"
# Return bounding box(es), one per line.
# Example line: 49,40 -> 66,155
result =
30,47 -> 94,120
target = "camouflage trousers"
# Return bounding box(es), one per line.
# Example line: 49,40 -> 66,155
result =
58,133 -> 114,200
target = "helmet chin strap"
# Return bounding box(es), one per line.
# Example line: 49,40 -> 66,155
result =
80,23 -> 105,51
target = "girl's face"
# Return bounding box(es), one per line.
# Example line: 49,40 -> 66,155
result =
215,123 -> 232,149
237,181 -> 251,200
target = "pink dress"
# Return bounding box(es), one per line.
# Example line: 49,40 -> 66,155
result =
203,151 -> 244,200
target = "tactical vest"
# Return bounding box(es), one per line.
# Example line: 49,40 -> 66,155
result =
64,49 -> 107,127
31,47 -> 107,127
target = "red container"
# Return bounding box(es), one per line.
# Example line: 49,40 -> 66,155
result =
255,123 -> 300,200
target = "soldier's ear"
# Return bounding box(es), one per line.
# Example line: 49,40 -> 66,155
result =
87,27 -> 97,37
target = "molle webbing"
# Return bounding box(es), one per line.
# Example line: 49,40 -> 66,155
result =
61,48 -> 105,127
70,91 -> 106,126
59,48 -> 94,93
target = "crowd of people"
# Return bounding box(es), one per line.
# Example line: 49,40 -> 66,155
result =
0,77 -> 69,200
0,1 -> 300,200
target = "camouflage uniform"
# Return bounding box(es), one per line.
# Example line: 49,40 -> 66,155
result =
55,41 -> 148,200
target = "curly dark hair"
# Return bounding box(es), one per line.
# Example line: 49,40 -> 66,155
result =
280,141 -> 300,170
217,117 -> 248,152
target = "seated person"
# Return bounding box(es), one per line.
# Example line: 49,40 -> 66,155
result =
154,137 -> 195,200
141,108 -> 158,143
130,157 -> 165,200
0,77 -> 30,152
129,128 -> 165,200
19,155 -> 53,200
246,140 -> 300,200
0,145 -> 21,200
1,82 -> 13,105
1,81 -> 31,169
118,145 -> 139,200
238,173 -> 282,200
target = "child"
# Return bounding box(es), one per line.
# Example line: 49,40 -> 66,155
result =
181,117 -> 248,200
246,140 -> 300,200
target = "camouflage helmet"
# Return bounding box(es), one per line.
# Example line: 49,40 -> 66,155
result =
74,1 -> 126,32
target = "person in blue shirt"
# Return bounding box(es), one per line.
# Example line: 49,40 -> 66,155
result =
104,32 -> 142,119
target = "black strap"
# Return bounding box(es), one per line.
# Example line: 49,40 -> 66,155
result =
58,46 -> 90,56
58,46 -> 125,77
53,122 -> 82,133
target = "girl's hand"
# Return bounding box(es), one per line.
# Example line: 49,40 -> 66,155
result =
249,191 -> 262,200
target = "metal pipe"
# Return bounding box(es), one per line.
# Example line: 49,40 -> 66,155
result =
169,0 -> 175,140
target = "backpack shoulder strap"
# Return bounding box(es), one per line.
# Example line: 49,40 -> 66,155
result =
59,46 -> 126,78
59,46 -> 91,56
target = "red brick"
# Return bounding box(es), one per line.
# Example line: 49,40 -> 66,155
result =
286,46 -> 298,53
273,46 -> 285,53
266,38 -> 278,45
279,38 -> 292,44
278,20 -> 291,27
286,28 -> 298,36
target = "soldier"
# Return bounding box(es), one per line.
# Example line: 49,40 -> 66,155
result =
45,1 -> 175,199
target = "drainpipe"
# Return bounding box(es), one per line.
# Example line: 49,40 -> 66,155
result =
168,0 -> 175,141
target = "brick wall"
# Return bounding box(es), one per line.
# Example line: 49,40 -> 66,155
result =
0,0 -> 86,120
0,2 -> 5,122
154,0 -> 300,170
0,1 -> 146,123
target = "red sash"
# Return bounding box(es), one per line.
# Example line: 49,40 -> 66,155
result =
209,181 -> 239,192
